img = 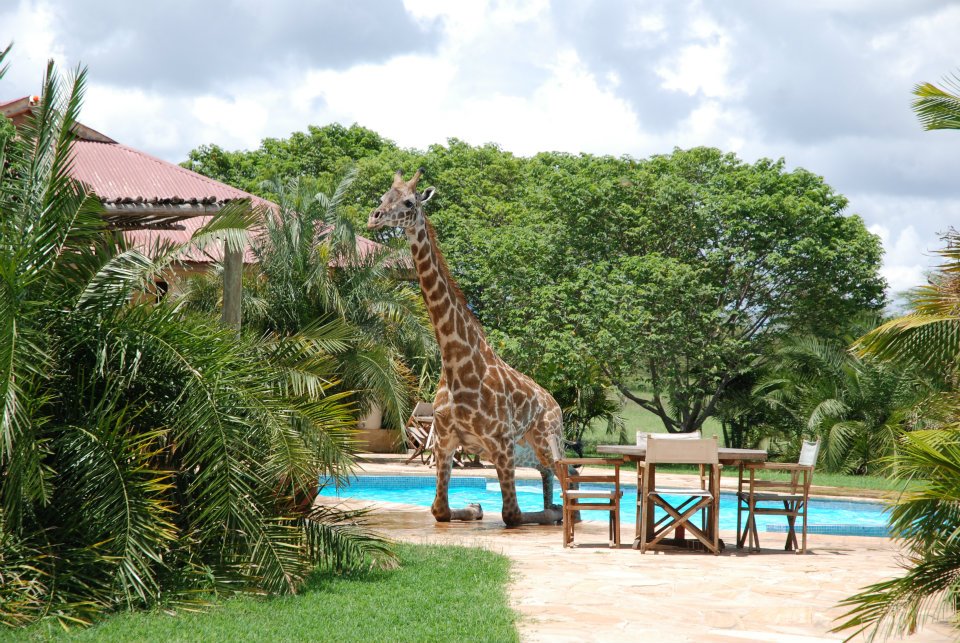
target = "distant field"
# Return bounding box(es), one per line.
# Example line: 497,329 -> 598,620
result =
580,391 -> 903,493
582,391 -> 724,447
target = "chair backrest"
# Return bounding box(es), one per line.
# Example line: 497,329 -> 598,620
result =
411,401 -> 433,418
798,439 -> 820,468
635,430 -> 701,447
646,436 -> 718,465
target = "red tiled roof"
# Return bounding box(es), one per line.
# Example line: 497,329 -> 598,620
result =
70,139 -> 274,209
123,217 -> 389,265
3,96 -> 389,265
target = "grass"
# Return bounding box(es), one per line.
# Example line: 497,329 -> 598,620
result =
581,391 -> 725,448
4,544 -> 518,643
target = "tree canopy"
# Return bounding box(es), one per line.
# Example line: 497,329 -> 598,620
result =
185,128 -> 886,437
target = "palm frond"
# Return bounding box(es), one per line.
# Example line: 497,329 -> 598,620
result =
913,74 -> 960,131
304,502 -> 396,572
187,200 -> 260,256
833,543 -> 960,642
853,313 -> 960,373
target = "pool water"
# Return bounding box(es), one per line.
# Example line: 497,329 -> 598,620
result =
319,475 -> 891,537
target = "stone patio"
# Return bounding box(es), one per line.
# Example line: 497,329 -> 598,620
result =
329,456 -> 955,642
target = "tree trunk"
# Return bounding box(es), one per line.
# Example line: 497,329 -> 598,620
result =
221,244 -> 242,329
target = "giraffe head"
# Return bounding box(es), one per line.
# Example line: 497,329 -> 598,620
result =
367,168 -> 436,230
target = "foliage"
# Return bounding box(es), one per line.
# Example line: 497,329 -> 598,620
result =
555,382 -> 625,451
185,119 -> 886,441
422,146 -> 886,435
178,169 -> 438,429
0,55 -> 392,629
836,232 -> 960,639
912,71 -> 960,131
714,368 -> 783,450
834,75 -> 960,637
754,331 -> 931,472
833,430 -> 960,640
181,124 -> 399,200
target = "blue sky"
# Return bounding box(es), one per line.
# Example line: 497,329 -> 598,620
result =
4,0 -> 960,297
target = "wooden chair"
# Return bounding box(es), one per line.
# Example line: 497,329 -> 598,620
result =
403,401 -> 436,465
633,431 -> 705,537
637,436 -> 721,555
737,439 -> 820,554
553,451 -> 623,548
402,402 -> 479,468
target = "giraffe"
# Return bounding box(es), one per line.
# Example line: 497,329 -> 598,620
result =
368,169 -> 564,526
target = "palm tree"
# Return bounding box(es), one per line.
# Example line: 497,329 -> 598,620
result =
832,74 -> 960,639
0,52 -> 391,628
833,429 -> 960,640
226,170 -> 438,430
833,237 -> 960,640
912,72 -> 960,131
755,331 -> 929,473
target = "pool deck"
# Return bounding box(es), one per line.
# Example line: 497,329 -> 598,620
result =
332,454 -> 956,642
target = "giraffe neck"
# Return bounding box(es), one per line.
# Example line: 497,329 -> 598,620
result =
406,215 -> 490,367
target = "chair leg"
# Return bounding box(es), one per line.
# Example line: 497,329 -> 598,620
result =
736,469 -> 743,548
798,498 -> 808,554
784,500 -> 798,551
712,494 -> 720,555
635,470 -> 643,549
736,503 -> 747,549
615,500 -> 621,547
747,499 -> 760,552
638,484 -> 650,553
736,496 -> 745,549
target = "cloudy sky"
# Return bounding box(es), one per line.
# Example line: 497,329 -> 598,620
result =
3,0 -> 959,296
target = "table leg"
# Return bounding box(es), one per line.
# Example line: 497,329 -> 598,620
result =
736,463 -> 744,548
633,462 -> 644,549
634,463 -> 656,549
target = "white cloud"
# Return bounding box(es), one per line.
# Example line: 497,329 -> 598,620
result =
1,1 -> 65,95
5,0 -> 958,300
869,4 -> 960,81
868,223 -> 929,295
669,100 -> 753,153
655,14 -> 738,99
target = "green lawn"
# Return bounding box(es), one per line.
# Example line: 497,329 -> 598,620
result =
4,544 -> 518,643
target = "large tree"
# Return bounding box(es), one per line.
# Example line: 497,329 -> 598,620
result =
186,134 -> 886,438
181,123 -> 398,199
416,147 -> 886,434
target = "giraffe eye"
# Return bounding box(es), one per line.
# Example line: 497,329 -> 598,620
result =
404,199 -> 414,208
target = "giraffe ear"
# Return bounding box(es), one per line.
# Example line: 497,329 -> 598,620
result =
420,186 -> 436,203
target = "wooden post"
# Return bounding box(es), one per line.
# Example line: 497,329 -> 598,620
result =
221,243 -> 242,329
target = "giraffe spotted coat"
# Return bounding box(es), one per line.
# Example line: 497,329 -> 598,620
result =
368,169 -> 563,526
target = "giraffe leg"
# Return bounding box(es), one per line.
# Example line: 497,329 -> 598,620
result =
431,432 -> 482,522
524,412 -> 565,522
492,452 -> 523,527
538,464 -> 563,524
493,452 -> 563,527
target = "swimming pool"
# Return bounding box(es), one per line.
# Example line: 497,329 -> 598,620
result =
319,475 -> 891,537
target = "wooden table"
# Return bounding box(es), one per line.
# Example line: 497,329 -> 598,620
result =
596,445 -> 768,551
